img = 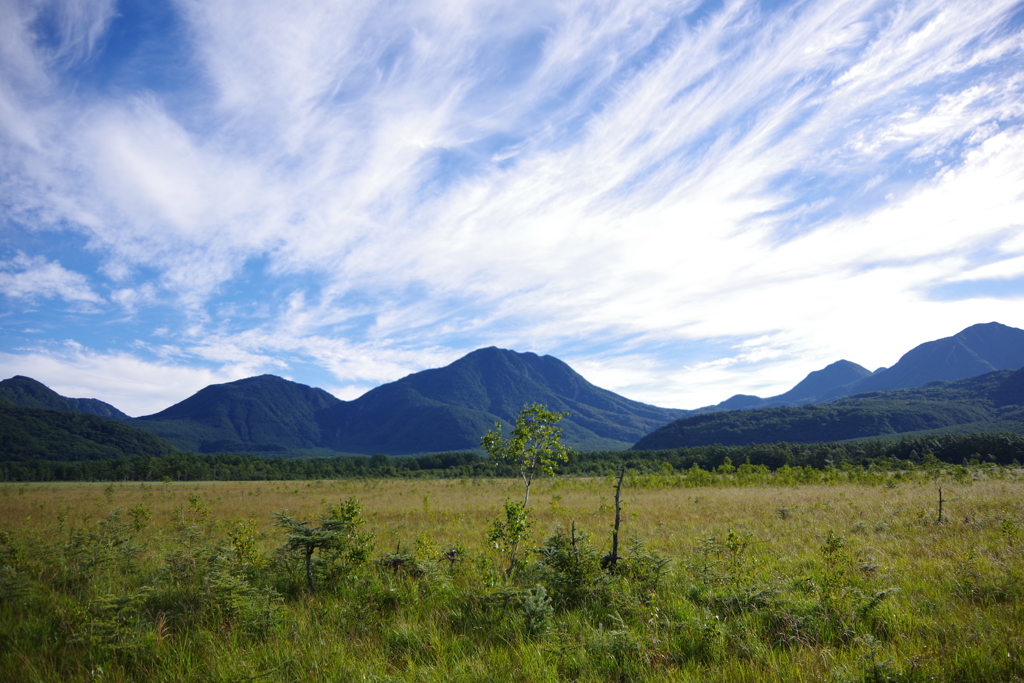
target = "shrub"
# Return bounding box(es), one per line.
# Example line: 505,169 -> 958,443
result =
532,524 -> 610,609
273,497 -> 374,593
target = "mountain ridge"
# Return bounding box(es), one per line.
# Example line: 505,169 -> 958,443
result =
698,322 -> 1024,413
4,322 -> 1023,457
318,347 -> 687,453
138,374 -> 342,451
0,376 -> 131,421
633,367 -> 1024,450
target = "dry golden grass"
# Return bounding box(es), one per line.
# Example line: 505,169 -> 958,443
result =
4,476 -> 1021,561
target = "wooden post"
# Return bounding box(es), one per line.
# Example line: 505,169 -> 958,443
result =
937,487 -> 944,524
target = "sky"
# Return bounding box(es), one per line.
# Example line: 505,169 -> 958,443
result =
2,0 -> 1024,417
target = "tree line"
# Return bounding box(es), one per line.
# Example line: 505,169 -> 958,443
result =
2,431 -> 1022,482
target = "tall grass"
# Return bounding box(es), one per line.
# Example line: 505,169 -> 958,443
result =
1,472 -> 1022,682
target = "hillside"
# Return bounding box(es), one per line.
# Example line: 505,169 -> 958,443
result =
6,322 -> 1020,457
0,376 -> 130,421
320,347 -> 687,453
136,375 -> 343,452
820,321 -> 1024,398
633,368 -> 1024,449
123,348 -> 686,454
0,397 -> 177,461
699,322 -> 1024,412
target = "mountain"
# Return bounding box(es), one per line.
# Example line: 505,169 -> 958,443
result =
319,347 -> 687,453
819,322 -> 1024,399
8,322 -> 1020,458
704,360 -> 874,412
136,375 -> 343,452
697,322 -> 1024,412
0,396 -> 176,461
128,347 -> 687,454
633,368 -> 1024,450
0,376 -> 130,420
773,360 -> 875,403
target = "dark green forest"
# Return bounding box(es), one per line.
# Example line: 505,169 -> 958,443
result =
0,397 -> 176,462
2,431 -> 1022,482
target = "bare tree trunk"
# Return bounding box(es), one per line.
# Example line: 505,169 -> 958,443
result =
305,547 -> 315,593
605,467 -> 626,573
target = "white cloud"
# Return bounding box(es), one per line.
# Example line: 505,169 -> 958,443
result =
110,283 -> 159,313
0,252 -> 103,304
44,0 -> 119,67
2,0 -> 1024,410
0,344 -> 253,416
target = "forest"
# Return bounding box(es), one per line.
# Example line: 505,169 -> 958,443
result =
3,431 -> 1023,482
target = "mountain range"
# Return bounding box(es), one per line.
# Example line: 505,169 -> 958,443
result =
0,375 -> 131,421
316,347 -> 687,453
1,321 -> 1022,458
1,348 -> 687,456
634,367 -> 1024,450
133,347 -> 687,454
693,322 -> 1024,412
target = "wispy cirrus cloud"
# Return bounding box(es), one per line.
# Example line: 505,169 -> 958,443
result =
1,0 -> 1023,410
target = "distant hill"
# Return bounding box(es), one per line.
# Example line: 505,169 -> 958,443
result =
0,376 -> 130,421
705,360 -> 874,412
123,348 -> 686,454
774,360 -> 875,403
698,322 -> 1024,412
820,322 -> 1024,398
319,347 -> 687,453
633,368 -> 1024,449
136,375 -> 343,452
0,397 -> 176,461
7,322 -> 1021,458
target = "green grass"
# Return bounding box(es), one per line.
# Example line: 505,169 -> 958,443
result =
1,473 -> 1022,682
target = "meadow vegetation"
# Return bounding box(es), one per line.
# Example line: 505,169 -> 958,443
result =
1,470 -> 1022,682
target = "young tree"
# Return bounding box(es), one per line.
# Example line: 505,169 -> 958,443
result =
273,498 -> 373,593
481,403 -> 572,507
488,497 -> 535,577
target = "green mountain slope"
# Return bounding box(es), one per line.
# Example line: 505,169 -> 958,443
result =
821,321 -> 1024,399
0,397 -> 177,461
633,368 -> 1024,449
697,322 -> 1024,413
774,360 -> 874,403
128,348 -> 687,455
321,347 -> 688,453
136,375 -> 343,452
3,348 -> 687,456
0,376 -> 131,420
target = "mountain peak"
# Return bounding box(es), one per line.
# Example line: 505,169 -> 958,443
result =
0,375 -> 129,420
0,376 -> 75,412
775,359 -> 872,403
138,374 -> 343,451
841,321 -> 1024,395
319,346 -> 686,453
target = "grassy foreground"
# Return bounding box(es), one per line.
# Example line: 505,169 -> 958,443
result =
1,474 -> 1022,682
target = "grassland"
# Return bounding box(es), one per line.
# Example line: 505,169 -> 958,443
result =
1,473 -> 1022,682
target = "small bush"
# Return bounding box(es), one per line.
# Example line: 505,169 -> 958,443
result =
522,584 -> 553,636
532,525 -> 610,609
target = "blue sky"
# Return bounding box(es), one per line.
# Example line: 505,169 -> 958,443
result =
2,0 -> 1024,416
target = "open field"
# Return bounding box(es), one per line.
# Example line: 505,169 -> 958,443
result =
2,475 -> 1023,682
